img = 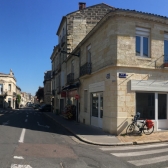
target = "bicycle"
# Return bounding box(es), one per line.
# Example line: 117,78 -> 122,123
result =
126,112 -> 154,135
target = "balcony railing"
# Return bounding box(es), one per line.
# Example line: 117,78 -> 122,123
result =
67,73 -> 74,84
80,62 -> 92,77
0,91 -> 7,98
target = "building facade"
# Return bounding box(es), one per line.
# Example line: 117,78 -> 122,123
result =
43,70 -> 52,105
0,70 -> 17,109
58,7 -> 168,135
51,2 -> 114,114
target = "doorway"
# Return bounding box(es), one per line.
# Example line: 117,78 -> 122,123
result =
91,92 -> 103,128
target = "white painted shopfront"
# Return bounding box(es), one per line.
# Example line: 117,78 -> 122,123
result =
131,80 -> 168,130
89,81 -> 104,128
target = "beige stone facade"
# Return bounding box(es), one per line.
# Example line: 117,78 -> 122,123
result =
0,70 -> 17,109
43,71 -> 52,105
51,4 -> 168,135
64,9 -> 168,135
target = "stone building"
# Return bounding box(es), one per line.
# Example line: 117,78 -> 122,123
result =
59,7 -> 168,135
43,70 -> 52,105
51,2 -> 114,113
0,70 -> 17,109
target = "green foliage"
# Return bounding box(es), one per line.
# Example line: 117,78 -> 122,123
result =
17,94 -> 21,104
35,87 -> 44,102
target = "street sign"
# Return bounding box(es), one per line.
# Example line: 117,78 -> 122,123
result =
75,94 -> 80,99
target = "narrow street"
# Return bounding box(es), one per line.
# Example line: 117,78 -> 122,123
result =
0,107 -> 126,168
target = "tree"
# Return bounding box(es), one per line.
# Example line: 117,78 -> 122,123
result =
35,87 -> 44,102
17,94 -> 21,104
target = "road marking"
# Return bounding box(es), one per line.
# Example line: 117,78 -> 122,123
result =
128,155 -> 168,166
111,147 -> 168,157
18,128 -> 26,143
26,115 -> 28,117
37,122 -> 50,128
100,143 -> 168,151
11,164 -> 32,168
13,156 -> 24,159
25,119 -> 27,122
3,120 -> 9,125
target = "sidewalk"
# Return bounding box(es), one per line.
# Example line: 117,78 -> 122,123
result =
44,112 -> 168,146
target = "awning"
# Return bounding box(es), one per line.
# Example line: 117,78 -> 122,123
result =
131,80 -> 168,92
62,82 -> 80,91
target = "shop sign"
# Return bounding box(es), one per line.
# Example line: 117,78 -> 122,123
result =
119,73 -> 127,78
75,94 -> 80,99
61,91 -> 66,97
68,90 -> 78,97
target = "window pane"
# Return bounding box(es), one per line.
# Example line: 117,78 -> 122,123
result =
92,93 -> 98,117
164,40 -> 168,62
100,93 -> 103,118
143,37 -> 148,57
136,93 -> 155,119
136,36 -> 140,56
158,94 -> 167,119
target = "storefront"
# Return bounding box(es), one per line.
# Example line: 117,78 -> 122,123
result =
132,80 -> 168,130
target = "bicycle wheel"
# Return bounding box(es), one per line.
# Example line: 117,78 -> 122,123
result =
143,125 -> 154,135
126,124 -> 135,135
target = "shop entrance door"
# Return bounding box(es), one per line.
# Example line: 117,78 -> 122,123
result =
91,92 -> 103,128
158,94 -> 168,129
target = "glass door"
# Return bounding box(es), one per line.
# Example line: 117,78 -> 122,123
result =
91,92 -> 103,128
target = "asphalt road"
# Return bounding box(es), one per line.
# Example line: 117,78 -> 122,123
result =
0,107 -> 168,168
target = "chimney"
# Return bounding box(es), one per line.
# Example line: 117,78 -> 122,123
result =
79,2 -> 86,10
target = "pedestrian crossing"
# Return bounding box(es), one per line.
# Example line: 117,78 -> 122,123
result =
99,143 -> 168,167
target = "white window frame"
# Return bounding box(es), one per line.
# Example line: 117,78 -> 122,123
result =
136,27 -> 150,57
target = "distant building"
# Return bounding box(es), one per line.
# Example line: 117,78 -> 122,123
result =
43,71 -> 52,105
0,69 -> 17,109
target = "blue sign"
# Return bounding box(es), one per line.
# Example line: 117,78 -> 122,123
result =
119,73 -> 127,78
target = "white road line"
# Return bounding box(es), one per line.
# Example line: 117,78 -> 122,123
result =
100,143 -> 168,151
25,119 -> 27,122
13,156 -> 24,159
128,155 -> 168,166
11,164 -> 32,168
18,128 -> 26,143
26,115 -> 28,117
111,147 -> 168,157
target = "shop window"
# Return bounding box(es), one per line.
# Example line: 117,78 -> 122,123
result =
92,93 -> 98,117
136,27 -> 150,57
84,90 -> 88,112
158,94 -> 167,119
136,93 -> 155,119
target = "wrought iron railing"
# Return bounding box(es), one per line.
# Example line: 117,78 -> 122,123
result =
80,62 -> 92,77
67,73 -> 74,84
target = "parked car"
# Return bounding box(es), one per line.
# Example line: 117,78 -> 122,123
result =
33,104 -> 41,109
38,104 -> 52,112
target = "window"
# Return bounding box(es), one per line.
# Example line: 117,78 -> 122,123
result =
87,45 -> 91,63
136,93 -> 155,119
71,60 -> 74,73
136,27 -> 150,57
84,90 -> 88,112
8,84 -> 11,91
164,34 -> 168,62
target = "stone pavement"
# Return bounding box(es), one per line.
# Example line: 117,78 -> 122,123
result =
41,112 -> 168,146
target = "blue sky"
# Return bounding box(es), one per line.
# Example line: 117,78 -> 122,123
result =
0,0 -> 168,96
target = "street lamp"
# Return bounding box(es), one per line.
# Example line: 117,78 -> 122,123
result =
61,50 -> 80,57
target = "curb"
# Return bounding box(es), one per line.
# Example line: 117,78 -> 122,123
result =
43,113 -> 167,146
